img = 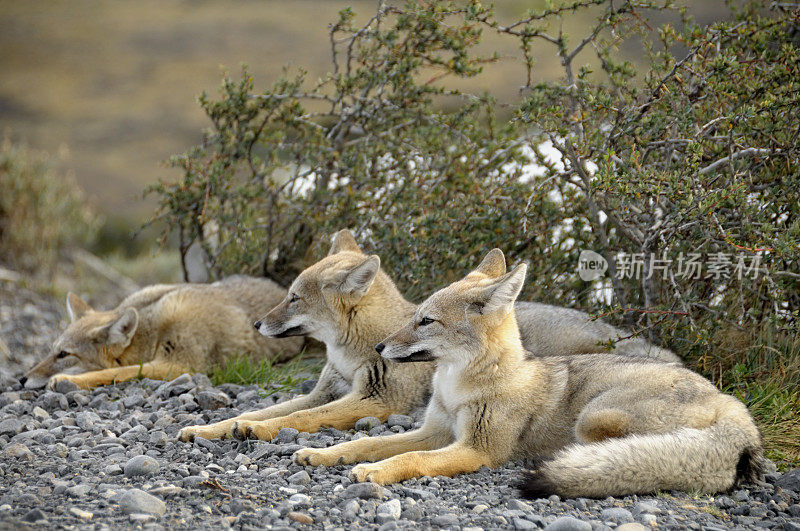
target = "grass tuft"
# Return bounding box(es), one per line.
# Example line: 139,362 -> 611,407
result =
209,350 -> 324,395
718,330 -> 800,470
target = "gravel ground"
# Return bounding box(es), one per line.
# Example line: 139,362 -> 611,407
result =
2,282 -> 800,530
0,283 -> 65,377
0,373 -> 798,530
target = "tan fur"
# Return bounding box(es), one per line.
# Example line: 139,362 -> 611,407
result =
301,249 -> 763,498
23,276 -> 303,390
179,234 -> 679,444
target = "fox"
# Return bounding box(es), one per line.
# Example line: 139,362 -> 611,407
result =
178,230 -> 679,443
291,249 -> 763,498
22,276 -> 304,391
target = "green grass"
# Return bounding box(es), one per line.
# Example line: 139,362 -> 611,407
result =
707,329 -> 800,470
209,350 -> 324,396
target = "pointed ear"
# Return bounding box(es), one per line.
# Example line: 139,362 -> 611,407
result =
474,248 -> 506,278
107,308 -> 139,347
331,255 -> 381,297
469,263 -> 528,315
328,229 -> 362,255
66,292 -> 93,322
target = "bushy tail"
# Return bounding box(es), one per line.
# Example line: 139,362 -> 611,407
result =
519,401 -> 764,499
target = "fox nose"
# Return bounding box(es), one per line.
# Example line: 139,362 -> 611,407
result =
18,376 -> 27,386
253,320 -> 261,330
375,343 -> 385,354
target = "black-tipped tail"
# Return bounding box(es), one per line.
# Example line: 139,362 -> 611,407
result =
517,461 -> 559,500
735,447 -> 766,486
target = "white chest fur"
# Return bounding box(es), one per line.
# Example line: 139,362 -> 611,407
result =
326,343 -> 362,382
432,364 -> 468,415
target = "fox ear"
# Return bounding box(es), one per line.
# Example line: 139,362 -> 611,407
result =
473,248 -> 506,278
107,308 -> 139,347
331,255 -> 381,297
66,292 -> 93,322
469,263 -> 528,316
328,229 -> 362,255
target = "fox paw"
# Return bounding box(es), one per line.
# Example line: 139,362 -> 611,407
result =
293,448 -> 346,467
231,420 -> 278,441
46,374 -> 82,392
349,463 -> 395,485
178,423 -> 231,442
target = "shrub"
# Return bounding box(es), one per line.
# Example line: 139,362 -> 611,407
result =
0,139 -> 99,273
150,1 -> 800,465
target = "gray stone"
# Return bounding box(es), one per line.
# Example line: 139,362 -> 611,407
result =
386,414 -> 413,430
615,524 -> 646,531
193,436 -> 221,455
274,427 -> 299,444
732,489 -> 749,502
32,406 -> 50,421
431,514 -> 459,528
776,468 -> 800,492
119,488 -> 166,516
543,516 -> 593,531
513,517 -> 539,530
341,482 -> 384,500
342,499 -> 360,520
631,501 -> 661,515
21,508 -> 47,523
600,507 -> 634,524
288,470 -> 311,485
53,379 -> 80,393
66,484 -> 92,497
377,499 -> 402,520
2,442 -> 32,460
197,390 -> 231,410
124,455 -> 160,477
508,499 -> 533,512
355,416 -> 381,431
103,464 -> 122,476
230,498 -> 256,514
0,418 -> 25,436
288,493 -> 311,508
69,507 -> 93,520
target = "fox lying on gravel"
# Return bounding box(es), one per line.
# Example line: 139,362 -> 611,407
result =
22,276 -> 304,390
293,250 -> 763,498
179,230 -> 679,443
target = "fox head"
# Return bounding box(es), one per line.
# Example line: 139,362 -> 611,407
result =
254,229 -> 396,345
376,248 -> 527,365
22,293 -> 139,388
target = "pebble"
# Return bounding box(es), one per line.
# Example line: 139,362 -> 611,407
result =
377,499 -> 402,520
354,416 -> 381,431
544,516 -> 593,531
432,513 -> 460,527
600,507 -> 634,523
386,414 -> 413,429
341,482 -> 385,500
616,524 -> 647,531
66,484 -> 92,497
274,427 -> 299,443
124,455 -> 160,477
2,442 -> 33,460
53,379 -> 79,393
69,507 -> 93,520
288,511 -> 314,524
118,488 -> 166,516
288,470 -> 311,485
197,389 -> 232,410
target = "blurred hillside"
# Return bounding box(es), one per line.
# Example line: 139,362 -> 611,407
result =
0,0 -> 728,227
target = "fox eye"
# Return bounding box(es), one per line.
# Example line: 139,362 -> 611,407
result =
56,350 -> 69,359
418,317 -> 435,327
289,293 -> 299,303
